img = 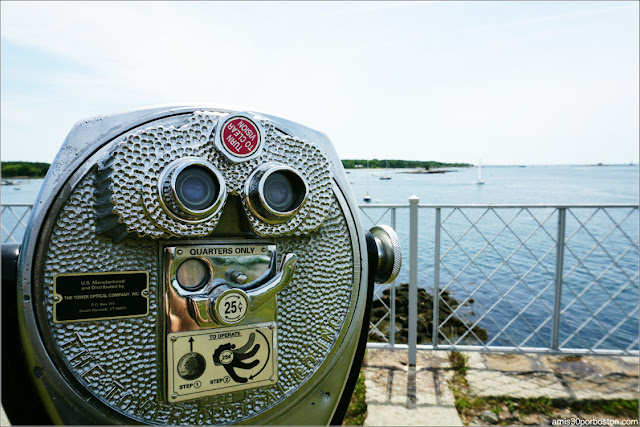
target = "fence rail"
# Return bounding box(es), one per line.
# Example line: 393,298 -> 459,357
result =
2,201 -> 638,359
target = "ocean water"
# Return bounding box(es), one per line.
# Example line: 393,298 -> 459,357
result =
2,165 -> 638,350
351,165 -> 639,351
349,164 -> 639,205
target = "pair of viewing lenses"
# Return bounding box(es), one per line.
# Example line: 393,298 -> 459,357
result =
161,160 -> 308,224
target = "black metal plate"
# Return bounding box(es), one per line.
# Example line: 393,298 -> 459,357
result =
53,271 -> 149,323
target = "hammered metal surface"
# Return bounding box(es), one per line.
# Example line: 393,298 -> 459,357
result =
44,175 -> 160,404
99,112 -> 332,239
99,112 -> 222,239
42,171 -> 355,424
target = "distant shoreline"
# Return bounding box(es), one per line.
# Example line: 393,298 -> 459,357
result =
1,161 -> 49,179
1,176 -> 45,180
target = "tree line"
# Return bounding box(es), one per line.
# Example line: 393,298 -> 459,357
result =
1,162 -> 50,178
341,159 -> 472,169
1,159 -> 470,178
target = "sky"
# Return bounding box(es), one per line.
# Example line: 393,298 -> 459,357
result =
1,1 -> 638,166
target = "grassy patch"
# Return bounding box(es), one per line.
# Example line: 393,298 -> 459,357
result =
452,396 -> 639,425
444,351 -> 638,425
518,396 -> 554,416
343,372 -> 367,425
448,351 -> 476,418
572,399 -> 639,419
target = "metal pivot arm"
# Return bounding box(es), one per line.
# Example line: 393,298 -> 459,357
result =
191,253 -> 297,325
247,253 -> 297,311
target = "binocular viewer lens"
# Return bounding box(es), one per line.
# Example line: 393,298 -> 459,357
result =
263,171 -> 306,213
176,166 -> 220,211
159,159 -> 226,222
245,163 -> 309,223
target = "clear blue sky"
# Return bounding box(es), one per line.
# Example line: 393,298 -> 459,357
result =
1,1 -> 638,165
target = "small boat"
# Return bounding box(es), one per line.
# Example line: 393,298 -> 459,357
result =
364,160 -> 373,201
379,160 -> 392,180
476,161 -> 485,185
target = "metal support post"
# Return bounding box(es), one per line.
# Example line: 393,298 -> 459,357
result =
408,196 -> 419,366
551,208 -> 566,350
433,207 -> 441,349
390,207 -> 397,346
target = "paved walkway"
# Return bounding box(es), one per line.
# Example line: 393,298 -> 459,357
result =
362,349 -> 639,426
363,349 -> 463,426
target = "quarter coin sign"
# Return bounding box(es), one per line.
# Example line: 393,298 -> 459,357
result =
216,290 -> 249,324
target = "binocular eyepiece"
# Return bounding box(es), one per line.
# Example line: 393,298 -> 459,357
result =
3,106 -> 401,426
245,163 -> 308,224
160,158 -> 227,222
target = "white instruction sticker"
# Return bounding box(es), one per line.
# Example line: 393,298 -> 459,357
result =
166,322 -> 277,402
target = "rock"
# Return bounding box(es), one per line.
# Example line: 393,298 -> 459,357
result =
480,410 -> 499,424
368,284 -> 488,344
499,403 -> 509,415
521,413 -> 540,425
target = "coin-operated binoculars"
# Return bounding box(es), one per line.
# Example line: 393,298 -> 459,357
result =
1,106 -> 401,425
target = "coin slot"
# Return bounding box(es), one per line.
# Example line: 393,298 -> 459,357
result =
176,258 -> 211,291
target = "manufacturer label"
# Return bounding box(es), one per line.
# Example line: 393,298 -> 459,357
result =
53,271 -> 149,323
167,323 -> 277,402
221,117 -> 261,157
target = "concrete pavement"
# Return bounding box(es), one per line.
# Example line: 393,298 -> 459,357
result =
363,349 -> 464,426
362,349 -> 639,426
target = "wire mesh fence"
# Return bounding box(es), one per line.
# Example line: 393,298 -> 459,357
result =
1,204 -> 33,243
361,201 -> 639,356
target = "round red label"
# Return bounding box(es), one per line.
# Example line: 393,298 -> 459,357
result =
221,117 -> 260,157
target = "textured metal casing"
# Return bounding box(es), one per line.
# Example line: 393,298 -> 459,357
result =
15,106 -> 368,425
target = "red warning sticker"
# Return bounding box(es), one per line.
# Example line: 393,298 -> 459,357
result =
221,117 -> 261,157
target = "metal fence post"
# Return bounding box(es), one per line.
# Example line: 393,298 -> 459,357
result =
408,196 -> 419,366
390,207 -> 397,346
551,208 -> 566,350
433,207 -> 441,349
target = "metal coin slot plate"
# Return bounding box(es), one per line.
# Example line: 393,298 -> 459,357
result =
52,271 -> 149,323
168,244 -> 275,296
165,243 -> 278,330
166,322 -> 277,403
